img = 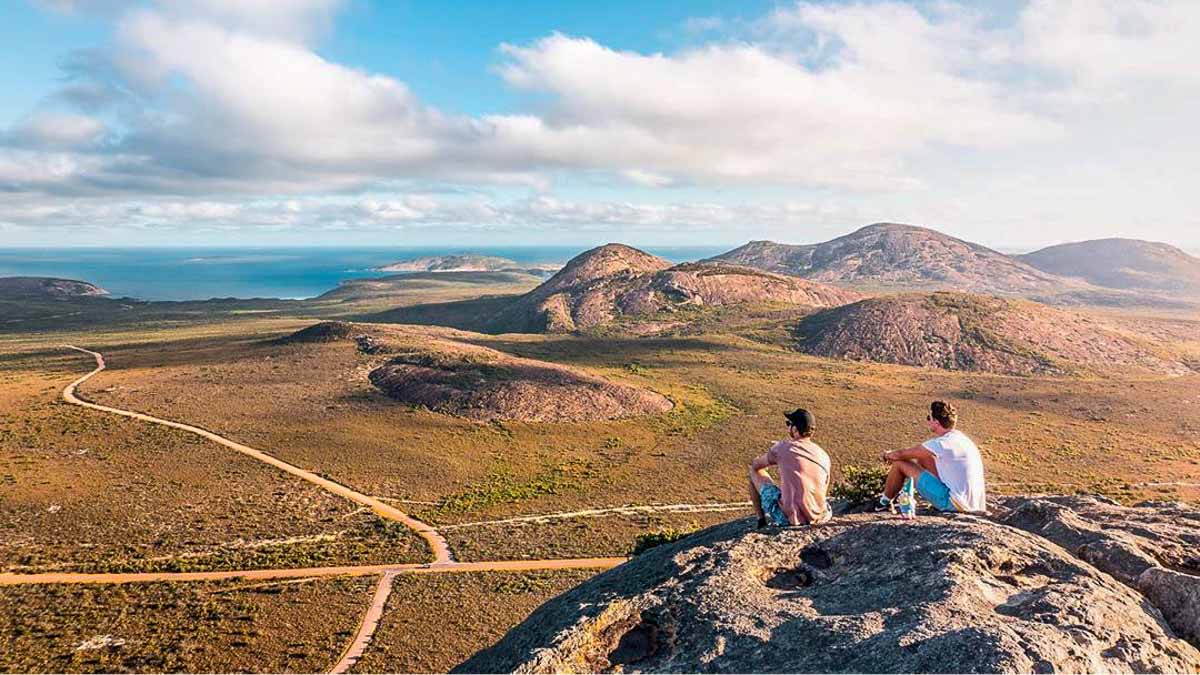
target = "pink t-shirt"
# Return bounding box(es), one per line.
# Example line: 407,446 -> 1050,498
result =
767,439 -> 831,525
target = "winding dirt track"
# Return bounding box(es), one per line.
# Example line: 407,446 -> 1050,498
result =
11,346 -> 662,672
0,557 -> 625,586
60,345 -> 454,565
330,571 -> 397,674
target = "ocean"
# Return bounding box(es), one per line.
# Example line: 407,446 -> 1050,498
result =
0,246 -> 731,301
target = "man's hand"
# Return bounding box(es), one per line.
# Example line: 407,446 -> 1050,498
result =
880,449 -> 895,463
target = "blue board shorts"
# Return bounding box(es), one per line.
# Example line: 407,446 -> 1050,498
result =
916,471 -> 957,512
758,484 -> 831,526
759,484 -> 789,526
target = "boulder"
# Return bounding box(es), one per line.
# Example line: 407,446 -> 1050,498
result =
456,515 -> 1200,673
998,495 -> 1200,648
1139,568 -> 1200,647
996,495 -> 1200,576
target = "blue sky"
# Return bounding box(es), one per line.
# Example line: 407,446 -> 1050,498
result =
0,0 -> 1198,250
321,1 -> 778,116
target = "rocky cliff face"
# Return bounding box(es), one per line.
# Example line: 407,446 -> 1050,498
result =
709,223 -> 1075,296
458,500 -> 1200,674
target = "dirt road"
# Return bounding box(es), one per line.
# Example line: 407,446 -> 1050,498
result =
0,557 -> 625,586
61,345 -> 454,564
22,346 -> 723,672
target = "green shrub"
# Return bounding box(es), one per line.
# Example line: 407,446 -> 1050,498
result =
631,524 -> 698,556
830,464 -> 888,505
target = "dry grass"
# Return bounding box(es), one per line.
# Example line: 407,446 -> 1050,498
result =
3,296 -> 1199,673
349,570 -> 594,674
0,350 -> 428,573
72,320 -> 1200,564
443,511 -> 737,562
0,576 -> 374,673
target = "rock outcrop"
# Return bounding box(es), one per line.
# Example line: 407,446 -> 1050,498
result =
277,322 -> 673,422
458,513 -> 1200,673
276,320 -> 357,343
708,223 -> 1076,296
794,292 -> 1190,376
500,246 -> 862,333
374,245 -> 861,335
367,340 -> 674,422
996,495 -> 1200,646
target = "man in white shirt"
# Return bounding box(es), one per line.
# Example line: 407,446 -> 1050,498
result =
876,400 -> 987,514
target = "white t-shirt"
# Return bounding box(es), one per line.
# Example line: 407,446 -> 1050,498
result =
922,429 -> 986,512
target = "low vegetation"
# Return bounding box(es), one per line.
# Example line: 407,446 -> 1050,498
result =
0,577 -> 373,673
830,465 -> 889,506
631,524 -> 699,555
4,265 -> 1200,672
350,571 -> 594,674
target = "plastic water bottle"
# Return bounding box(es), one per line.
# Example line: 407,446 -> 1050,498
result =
896,478 -> 916,520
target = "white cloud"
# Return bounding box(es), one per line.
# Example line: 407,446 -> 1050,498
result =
1020,0 -> 1200,91
5,0 -> 1200,247
493,23 -> 1059,188
0,192 -> 857,238
5,112 -> 107,149
8,0 -> 1068,196
622,169 -> 675,188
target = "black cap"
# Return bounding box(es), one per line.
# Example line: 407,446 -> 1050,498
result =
784,408 -> 815,436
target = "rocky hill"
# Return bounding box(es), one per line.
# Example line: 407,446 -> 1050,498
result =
389,244 -> 863,334
793,292 -> 1189,376
1018,238 -> 1200,295
279,322 -> 672,422
376,254 -> 558,276
458,497 -> 1200,673
709,223 -> 1074,296
0,276 -> 107,298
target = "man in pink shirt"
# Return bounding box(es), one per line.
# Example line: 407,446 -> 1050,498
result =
749,408 -> 832,528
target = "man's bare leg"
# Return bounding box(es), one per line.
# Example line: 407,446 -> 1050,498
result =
749,467 -> 773,519
884,460 -> 925,499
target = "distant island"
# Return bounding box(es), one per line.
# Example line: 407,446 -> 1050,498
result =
0,276 -> 108,299
375,254 -> 560,275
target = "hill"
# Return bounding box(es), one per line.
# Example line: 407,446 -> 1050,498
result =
457,498 -> 1200,673
0,276 -> 107,298
793,292 -> 1189,376
378,244 -> 862,334
1018,238 -> 1200,295
279,322 -> 672,422
709,223 -> 1073,296
376,254 -> 559,275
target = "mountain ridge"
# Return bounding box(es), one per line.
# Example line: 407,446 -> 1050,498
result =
377,243 -> 863,334
1018,238 -> 1200,295
708,223 -> 1078,296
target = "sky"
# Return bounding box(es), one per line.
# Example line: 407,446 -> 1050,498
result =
0,0 -> 1198,251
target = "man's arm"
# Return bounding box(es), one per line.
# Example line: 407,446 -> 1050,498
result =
751,452 -> 773,472
881,443 -> 934,463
